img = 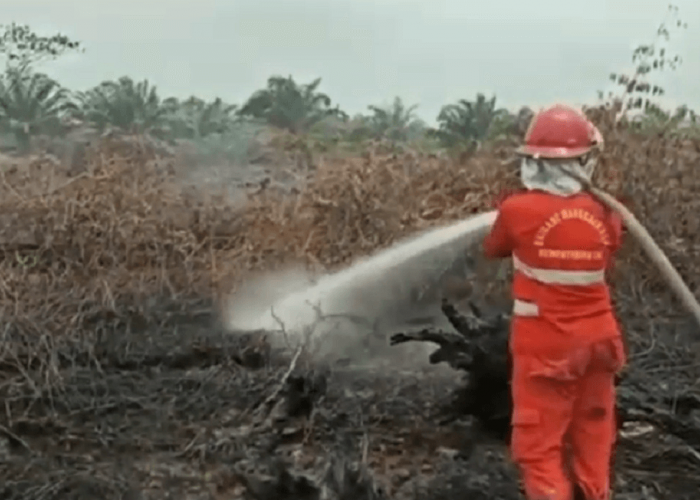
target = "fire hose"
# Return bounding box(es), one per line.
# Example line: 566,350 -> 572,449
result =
559,166 -> 700,328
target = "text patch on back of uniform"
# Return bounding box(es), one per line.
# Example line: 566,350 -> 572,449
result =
533,208 -> 610,247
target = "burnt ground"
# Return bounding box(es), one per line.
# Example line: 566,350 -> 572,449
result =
1,300 -> 699,500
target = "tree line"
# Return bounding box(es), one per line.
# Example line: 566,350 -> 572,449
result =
0,19 -> 697,156
0,67 -> 527,155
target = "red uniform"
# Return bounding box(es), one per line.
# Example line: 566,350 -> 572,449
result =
484,190 -> 626,500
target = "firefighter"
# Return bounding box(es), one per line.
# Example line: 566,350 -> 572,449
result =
483,104 -> 626,500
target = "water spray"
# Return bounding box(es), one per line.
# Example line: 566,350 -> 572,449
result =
227,211 -> 498,338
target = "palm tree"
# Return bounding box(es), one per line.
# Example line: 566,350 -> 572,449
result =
238,75 -> 346,133
0,67 -> 77,153
77,76 -> 176,138
169,96 -> 238,140
432,93 -> 510,148
365,96 -> 425,142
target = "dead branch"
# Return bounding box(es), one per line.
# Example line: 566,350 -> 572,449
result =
390,328 -> 474,371
252,344 -> 303,424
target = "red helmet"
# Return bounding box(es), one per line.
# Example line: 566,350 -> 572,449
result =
516,104 -> 603,159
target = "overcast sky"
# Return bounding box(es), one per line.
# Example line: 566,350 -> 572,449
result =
4,0 -> 699,123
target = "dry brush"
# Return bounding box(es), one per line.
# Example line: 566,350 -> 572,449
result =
0,105 -> 697,349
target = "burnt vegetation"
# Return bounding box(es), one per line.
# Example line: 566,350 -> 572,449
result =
1,141 -> 700,500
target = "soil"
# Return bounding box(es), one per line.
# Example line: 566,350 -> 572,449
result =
0,300 -> 699,500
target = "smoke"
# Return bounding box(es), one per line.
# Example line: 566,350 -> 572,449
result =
225,265 -> 316,335
224,264 -> 416,367
224,211 -> 498,369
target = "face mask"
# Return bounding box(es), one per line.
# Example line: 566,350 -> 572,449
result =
520,156 -> 596,196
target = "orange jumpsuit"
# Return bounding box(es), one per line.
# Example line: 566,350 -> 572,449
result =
483,190 -> 626,500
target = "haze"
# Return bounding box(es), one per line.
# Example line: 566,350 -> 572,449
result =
4,0 -> 700,122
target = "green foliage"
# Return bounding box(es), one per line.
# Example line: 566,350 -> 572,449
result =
0,20 -> 698,158
364,96 -> 426,142
238,76 -> 346,133
0,66 -> 77,153
339,97 -> 425,144
0,23 -> 82,72
484,112 -> 518,142
77,76 -> 176,138
337,115 -> 373,143
431,94 -> 510,148
167,96 -> 238,140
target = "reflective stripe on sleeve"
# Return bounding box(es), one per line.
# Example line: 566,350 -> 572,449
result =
513,254 -> 605,286
513,299 -> 539,317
